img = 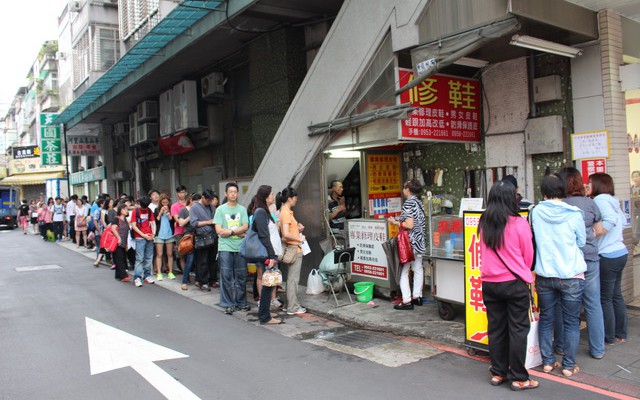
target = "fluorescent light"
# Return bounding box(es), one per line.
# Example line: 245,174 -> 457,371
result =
328,150 -> 360,159
510,35 -> 583,58
454,57 -> 489,68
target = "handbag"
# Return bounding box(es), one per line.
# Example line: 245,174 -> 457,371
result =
100,226 -> 119,253
279,243 -> 298,264
262,267 -> 283,287
397,224 -> 414,264
306,269 -> 325,295
76,216 -> 87,228
178,233 -> 195,255
239,226 -> 268,262
194,234 -> 215,250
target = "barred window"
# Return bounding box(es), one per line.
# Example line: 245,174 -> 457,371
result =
93,27 -> 120,71
119,0 -> 159,43
72,31 -> 90,88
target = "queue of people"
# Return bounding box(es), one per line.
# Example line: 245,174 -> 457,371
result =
472,171 -> 629,391
19,183 -> 309,322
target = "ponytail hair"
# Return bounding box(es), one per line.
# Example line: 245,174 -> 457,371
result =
276,186 -> 297,210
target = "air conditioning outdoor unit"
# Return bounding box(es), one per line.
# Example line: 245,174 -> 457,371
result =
159,89 -> 173,137
137,123 -> 159,143
201,72 -> 224,98
69,0 -> 83,12
129,113 -> 138,146
137,100 -> 158,122
173,80 -> 198,131
114,122 -> 129,136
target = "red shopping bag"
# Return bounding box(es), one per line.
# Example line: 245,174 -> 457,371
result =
397,230 -> 414,264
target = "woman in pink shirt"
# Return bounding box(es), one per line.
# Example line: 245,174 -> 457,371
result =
478,180 -> 537,391
37,202 -> 53,240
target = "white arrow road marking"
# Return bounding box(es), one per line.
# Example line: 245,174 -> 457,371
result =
86,317 -> 201,400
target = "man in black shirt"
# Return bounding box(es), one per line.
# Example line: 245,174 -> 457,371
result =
327,180 -> 346,235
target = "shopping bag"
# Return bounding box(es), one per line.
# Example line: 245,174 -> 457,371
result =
525,308 -> 542,369
306,269 -> 325,295
397,229 -> 414,264
262,268 -> 283,287
100,228 -> 118,252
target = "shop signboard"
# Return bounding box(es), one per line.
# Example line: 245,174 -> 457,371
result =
397,68 -> 481,143
69,167 -> 106,186
7,157 -> 65,175
40,113 -> 62,166
67,136 -> 101,156
12,145 -> 39,159
571,130 -> 609,160
348,219 -> 390,283
367,154 -> 402,220
580,158 -> 606,184
464,210 -> 532,351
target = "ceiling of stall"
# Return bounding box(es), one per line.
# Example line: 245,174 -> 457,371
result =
565,0 -> 640,22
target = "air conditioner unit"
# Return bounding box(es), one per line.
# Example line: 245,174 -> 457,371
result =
55,51 -> 67,61
114,122 -> 129,136
137,100 -> 158,122
137,123 -> 159,143
173,80 -> 198,131
159,89 -> 173,137
69,0 -> 83,12
201,72 -> 224,98
129,113 -> 138,146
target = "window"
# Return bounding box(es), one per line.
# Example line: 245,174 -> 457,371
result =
119,0 -> 159,43
93,27 -> 120,71
72,31 -> 90,88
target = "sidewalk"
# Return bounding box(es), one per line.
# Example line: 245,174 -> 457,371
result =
60,240 -> 639,397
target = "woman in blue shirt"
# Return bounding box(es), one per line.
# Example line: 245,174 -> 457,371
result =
154,194 -> 175,280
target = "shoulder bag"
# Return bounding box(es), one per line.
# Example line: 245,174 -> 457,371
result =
100,224 -> 119,253
178,233 -> 195,255
239,224 -> 268,263
195,234 -> 215,249
397,222 -> 414,264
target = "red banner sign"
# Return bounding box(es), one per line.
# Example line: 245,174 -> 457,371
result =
158,131 -> 194,155
397,68 -> 481,142
581,158 -> 607,184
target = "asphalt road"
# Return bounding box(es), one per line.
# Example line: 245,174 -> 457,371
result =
0,229 -> 614,400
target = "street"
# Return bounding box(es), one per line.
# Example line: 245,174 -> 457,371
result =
0,229 -> 626,400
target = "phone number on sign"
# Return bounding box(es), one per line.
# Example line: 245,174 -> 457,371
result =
351,262 -> 387,279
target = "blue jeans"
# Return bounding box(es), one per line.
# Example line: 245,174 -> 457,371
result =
553,260 -> 605,357
600,254 -> 628,342
218,251 -> 248,308
536,276 -> 584,370
181,252 -> 195,284
134,238 -> 154,280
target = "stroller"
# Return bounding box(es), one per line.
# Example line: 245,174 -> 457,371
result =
318,214 -> 354,306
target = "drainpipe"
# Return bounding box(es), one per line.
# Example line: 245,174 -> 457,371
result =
527,54 -> 537,119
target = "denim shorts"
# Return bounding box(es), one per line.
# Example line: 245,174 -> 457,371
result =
153,237 -> 176,244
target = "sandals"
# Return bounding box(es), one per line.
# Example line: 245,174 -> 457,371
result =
562,365 -> 580,377
270,312 -> 278,318
261,318 -> 282,325
543,362 -> 560,373
181,284 -> 188,290
511,379 -> 539,391
490,376 -> 506,386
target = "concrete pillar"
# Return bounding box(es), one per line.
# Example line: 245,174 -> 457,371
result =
599,10 -> 635,301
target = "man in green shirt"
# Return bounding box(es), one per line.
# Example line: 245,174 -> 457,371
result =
214,182 -> 249,315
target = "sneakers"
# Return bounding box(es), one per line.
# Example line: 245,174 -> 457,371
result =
270,299 -> 282,308
121,277 -> 131,282
224,307 -> 234,315
157,273 -> 164,281
110,264 -> 116,270
200,284 -> 211,292
286,307 -> 307,315
235,304 -> 251,312
167,272 -> 176,280
144,276 -> 155,284
134,277 -> 143,287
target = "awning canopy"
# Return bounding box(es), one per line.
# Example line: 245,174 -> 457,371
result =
53,0 -> 223,126
0,172 -> 65,186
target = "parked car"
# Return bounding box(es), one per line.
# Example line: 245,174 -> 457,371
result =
0,185 -> 20,229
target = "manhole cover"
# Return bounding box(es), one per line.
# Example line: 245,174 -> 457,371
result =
323,331 -> 396,349
15,265 -> 63,272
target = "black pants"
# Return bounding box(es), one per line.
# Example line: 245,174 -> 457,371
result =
53,221 -> 63,240
195,245 -> 217,285
258,284 -> 274,323
482,279 -> 531,381
69,216 -> 76,243
113,246 -> 129,280
40,223 -> 52,239
127,248 -> 136,268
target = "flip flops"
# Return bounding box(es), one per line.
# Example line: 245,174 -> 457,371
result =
543,362 -> 560,373
511,379 -> 539,391
562,366 -> 580,377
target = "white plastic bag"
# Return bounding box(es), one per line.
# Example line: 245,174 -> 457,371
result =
525,309 -> 542,369
306,269 -> 325,295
